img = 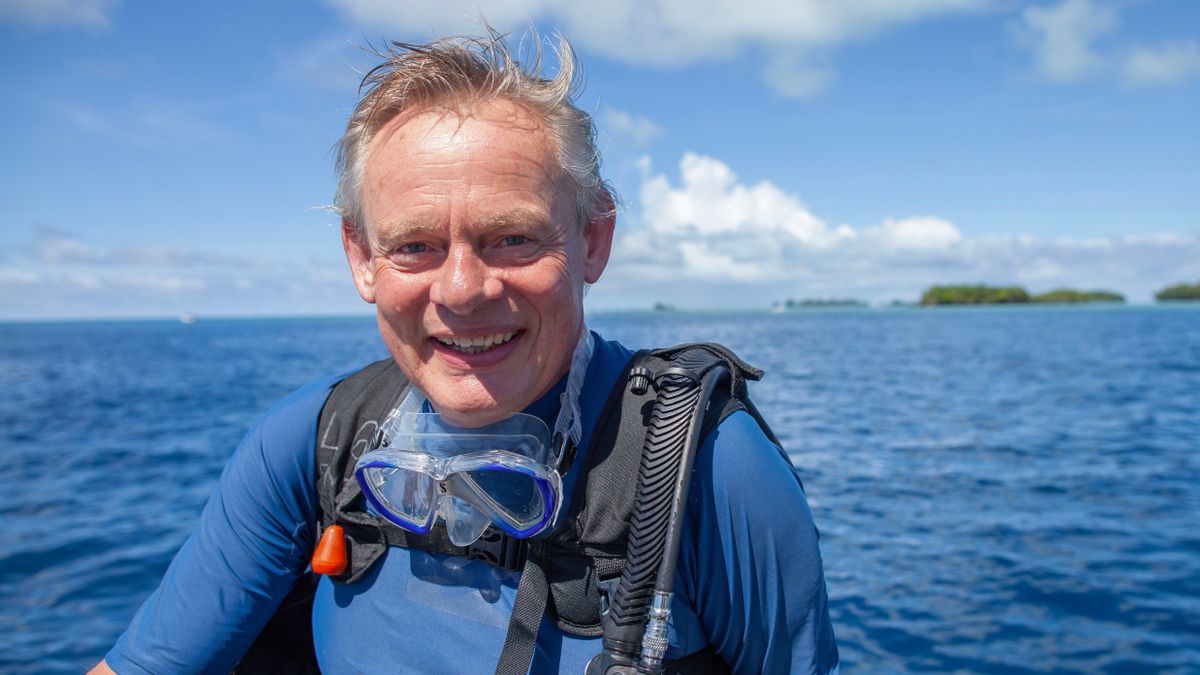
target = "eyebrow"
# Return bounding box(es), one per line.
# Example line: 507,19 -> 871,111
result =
372,208 -> 551,250
371,220 -> 438,251
477,208 -> 551,232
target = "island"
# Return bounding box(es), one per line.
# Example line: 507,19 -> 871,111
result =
771,298 -> 866,312
920,285 -> 1030,305
919,285 -> 1125,306
1155,282 -> 1200,301
1029,289 -> 1125,303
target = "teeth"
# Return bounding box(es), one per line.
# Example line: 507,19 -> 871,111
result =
436,331 -> 518,354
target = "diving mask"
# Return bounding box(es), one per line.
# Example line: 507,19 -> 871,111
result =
355,411 -> 562,546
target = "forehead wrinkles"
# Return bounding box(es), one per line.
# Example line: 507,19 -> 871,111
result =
362,101 -> 571,227
366,101 -> 561,183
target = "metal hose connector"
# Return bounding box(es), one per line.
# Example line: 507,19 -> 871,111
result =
637,591 -> 673,673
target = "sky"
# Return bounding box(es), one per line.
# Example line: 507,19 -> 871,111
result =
1,0 -> 1197,319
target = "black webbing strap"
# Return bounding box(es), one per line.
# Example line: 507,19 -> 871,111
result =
495,544 -> 549,675
380,521 -> 528,571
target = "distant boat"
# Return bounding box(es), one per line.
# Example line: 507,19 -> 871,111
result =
178,314 -> 196,324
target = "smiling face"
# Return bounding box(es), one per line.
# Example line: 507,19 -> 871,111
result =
343,99 -> 614,426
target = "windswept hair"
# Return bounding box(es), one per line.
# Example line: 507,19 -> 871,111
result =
334,29 -> 615,238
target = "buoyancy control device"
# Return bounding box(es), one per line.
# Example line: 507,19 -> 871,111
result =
237,343 -> 781,675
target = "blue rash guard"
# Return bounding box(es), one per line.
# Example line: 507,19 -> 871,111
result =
106,334 -> 838,674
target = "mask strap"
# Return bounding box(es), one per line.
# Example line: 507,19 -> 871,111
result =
397,386 -> 424,414
551,327 -> 594,468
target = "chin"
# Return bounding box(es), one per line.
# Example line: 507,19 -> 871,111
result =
437,408 -> 511,428
424,386 -> 523,428
430,400 -> 516,428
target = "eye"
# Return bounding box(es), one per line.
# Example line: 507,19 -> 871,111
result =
499,235 -> 530,247
398,242 -> 428,254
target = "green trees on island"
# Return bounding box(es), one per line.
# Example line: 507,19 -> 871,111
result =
919,285 -> 1125,305
772,298 -> 867,310
1030,289 -> 1125,303
1155,282 -> 1200,301
920,285 -> 1031,305
766,282 -> 1198,309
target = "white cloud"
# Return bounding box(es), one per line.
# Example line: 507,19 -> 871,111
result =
0,0 -> 116,29
0,269 -> 39,285
108,245 -> 267,269
34,226 -> 98,264
1019,0 -> 1116,82
1121,41 -> 1200,87
324,0 -> 988,98
120,274 -> 206,293
1017,1 -> 1199,89
863,216 -> 963,252
282,36 -> 374,93
2,228 -> 364,319
596,152 -> 1200,308
29,228 -> 261,269
58,100 -> 227,147
60,106 -> 115,136
635,153 -> 850,246
602,108 -> 662,146
138,102 -> 228,145
677,241 -> 769,282
763,56 -> 836,99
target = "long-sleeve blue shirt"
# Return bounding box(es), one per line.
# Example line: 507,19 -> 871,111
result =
106,334 -> 838,674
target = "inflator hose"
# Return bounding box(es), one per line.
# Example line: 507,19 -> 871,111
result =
588,359 -> 729,675
638,364 -> 726,673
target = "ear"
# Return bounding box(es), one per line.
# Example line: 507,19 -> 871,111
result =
341,218 -> 377,304
582,193 -> 616,284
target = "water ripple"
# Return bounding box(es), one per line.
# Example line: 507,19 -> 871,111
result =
2,308 -> 1198,672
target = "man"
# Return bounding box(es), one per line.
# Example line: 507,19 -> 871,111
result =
94,32 -> 837,674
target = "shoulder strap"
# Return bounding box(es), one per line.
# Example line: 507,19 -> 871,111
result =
235,359 -> 402,673
315,358 -> 402,530
313,359 -> 416,582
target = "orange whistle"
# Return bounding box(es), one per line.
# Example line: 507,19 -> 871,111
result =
312,525 -> 347,576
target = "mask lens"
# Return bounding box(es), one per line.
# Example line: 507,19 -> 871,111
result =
461,465 -> 551,532
361,465 -> 437,531
355,411 -> 560,544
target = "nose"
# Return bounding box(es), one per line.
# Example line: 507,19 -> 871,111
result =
429,244 -> 503,314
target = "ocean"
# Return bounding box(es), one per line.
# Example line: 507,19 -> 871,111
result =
1,306 -> 1197,673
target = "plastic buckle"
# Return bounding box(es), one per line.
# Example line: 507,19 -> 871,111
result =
596,576 -> 621,617
467,528 -> 528,571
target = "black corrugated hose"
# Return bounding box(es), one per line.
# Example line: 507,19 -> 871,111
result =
586,356 -> 729,675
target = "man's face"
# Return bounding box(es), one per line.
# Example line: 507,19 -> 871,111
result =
343,99 -> 613,426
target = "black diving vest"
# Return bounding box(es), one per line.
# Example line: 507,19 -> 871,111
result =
238,343 -> 783,674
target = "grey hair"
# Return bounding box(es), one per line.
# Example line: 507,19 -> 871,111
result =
334,29 -> 616,240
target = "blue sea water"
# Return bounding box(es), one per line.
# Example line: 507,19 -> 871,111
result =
1,306 -> 1197,674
